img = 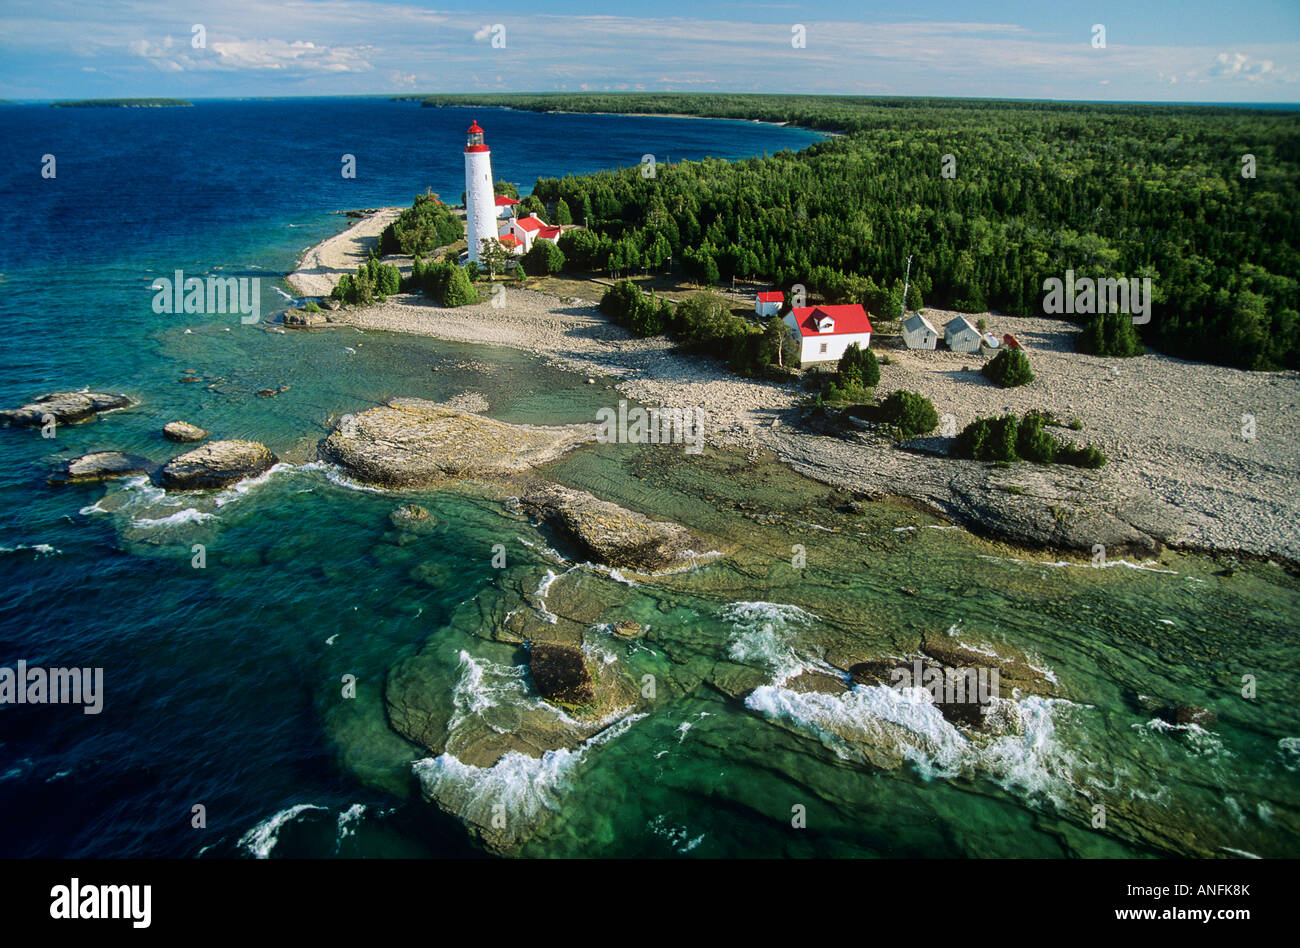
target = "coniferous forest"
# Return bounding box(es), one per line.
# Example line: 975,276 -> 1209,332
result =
419,93 -> 1300,370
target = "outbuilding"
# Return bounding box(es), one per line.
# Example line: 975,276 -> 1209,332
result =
944,316 -> 982,353
901,312 -> 940,350
755,290 -> 784,319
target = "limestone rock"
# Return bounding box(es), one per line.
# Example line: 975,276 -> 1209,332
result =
162,421 -> 209,443
49,451 -> 156,485
0,391 -> 134,428
521,483 -> 711,573
160,440 -> 277,489
320,398 -> 597,488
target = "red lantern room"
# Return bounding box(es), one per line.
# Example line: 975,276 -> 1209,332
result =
465,120 -> 489,153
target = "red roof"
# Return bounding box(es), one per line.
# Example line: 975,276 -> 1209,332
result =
789,304 -> 873,337
499,233 -> 521,247
467,120 -> 483,134
537,226 -> 562,240
515,216 -> 545,232
494,196 -> 520,206
757,291 -> 784,303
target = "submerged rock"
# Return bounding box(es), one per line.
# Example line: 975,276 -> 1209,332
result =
1173,705 -> 1218,727
160,440 -> 277,489
0,391 -> 134,428
528,643 -> 595,707
390,503 -> 436,532
521,483 -> 711,573
49,451 -> 157,485
162,421 -> 209,443
320,398 -> 597,488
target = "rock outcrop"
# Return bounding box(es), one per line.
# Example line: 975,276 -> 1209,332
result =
528,643 -> 595,707
49,451 -> 157,485
160,440 -> 277,489
162,421 -> 209,443
390,503 -> 437,533
0,391 -> 134,428
520,483 -> 711,573
320,398 -> 597,488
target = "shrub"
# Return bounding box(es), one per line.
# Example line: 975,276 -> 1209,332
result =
1058,444 -> 1108,468
1015,413 -> 1059,463
1078,311 -> 1145,357
837,343 -> 880,388
982,348 -> 1035,387
522,239 -> 565,276
442,266 -> 478,307
554,198 -> 573,225
379,191 -> 462,256
954,415 -> 1020,462
880,390 -> 939,437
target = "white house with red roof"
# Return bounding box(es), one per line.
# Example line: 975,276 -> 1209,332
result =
510,213 -> 564,253
783,304 -> 873,365
754,290 -> 784,318
494,195 -> 520,222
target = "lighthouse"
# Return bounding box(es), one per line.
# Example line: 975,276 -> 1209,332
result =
463,120 -> 496,265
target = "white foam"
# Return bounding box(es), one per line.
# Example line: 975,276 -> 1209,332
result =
237,803 -> 327,858
130,508 -> 215,529
745,682 -> 1082,807
412,713 -> 645,841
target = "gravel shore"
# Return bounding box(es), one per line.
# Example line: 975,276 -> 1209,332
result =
286,207 -> 403,297
289,213 -> 1300,562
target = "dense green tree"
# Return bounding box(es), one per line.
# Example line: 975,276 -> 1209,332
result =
442,266 -> 478,307
554,198 -> 573,225
522,239 -> 566,276
982,348 -> 1035,387
880,390 -> 939,436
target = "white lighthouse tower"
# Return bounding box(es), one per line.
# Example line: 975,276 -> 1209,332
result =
463,120 -> 496,265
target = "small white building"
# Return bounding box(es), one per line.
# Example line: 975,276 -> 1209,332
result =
901,312 -> 940,350
784,304 -> 873,365
754,290 -> 784,319
944,315 -> 982,353
509,214 -> 563,254
494,195 -> 520,220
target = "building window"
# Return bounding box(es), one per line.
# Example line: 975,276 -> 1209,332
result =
819,343 -> 828,354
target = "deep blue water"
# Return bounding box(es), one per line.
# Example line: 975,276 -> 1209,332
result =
0,98 -> 825,858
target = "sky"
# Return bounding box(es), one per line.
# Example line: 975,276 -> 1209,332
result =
1,0 -> 1298,102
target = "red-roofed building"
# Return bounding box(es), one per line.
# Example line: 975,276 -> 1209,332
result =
494,195 -> 520,220
783,304 -> 873,364
497,233 -> 523,255
509,214 -> 563,253
755,290 -> 784,318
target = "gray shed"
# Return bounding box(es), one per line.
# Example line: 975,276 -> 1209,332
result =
901,312 -> 940,350
944,316 -> 982,353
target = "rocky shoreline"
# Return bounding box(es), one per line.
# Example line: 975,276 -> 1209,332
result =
284,227 -> 1299,564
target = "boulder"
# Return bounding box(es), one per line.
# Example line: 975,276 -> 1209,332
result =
1173,705 -> 1218,727
320,398 -> 597,488
528,643 -> 595,707
49,451 -> 156,485
521,483 -> 710,573
284,307 -> 327,328
160,440 -> 277,489
390,503 -> 437,532
162,421 -> 209,443
0,391 -> 134,428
